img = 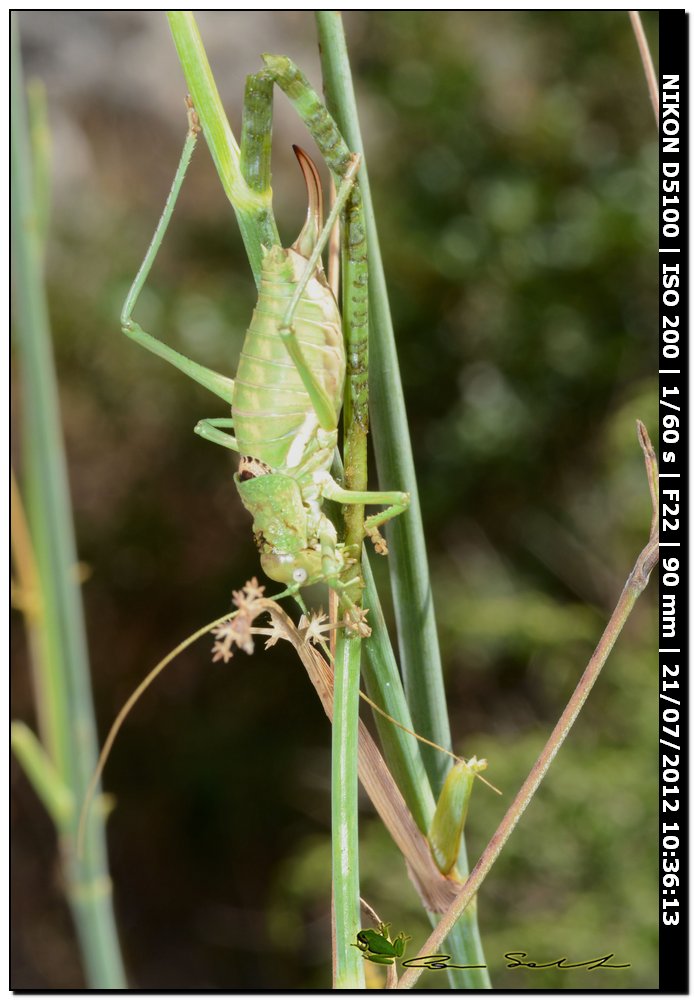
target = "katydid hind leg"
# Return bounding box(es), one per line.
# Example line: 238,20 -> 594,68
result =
123,321 -> 234,404
238,70 -> 280,253
239,71 -> 274,200
276,149 -> 360,433
121,109 -> 234,405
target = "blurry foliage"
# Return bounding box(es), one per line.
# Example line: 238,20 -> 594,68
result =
12,11 -> 657,990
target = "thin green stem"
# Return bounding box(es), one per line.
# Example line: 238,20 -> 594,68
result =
11,15 -> 126,987
361,556 -> 436,834
249,54 -> 371,983
11,722 -> 73,826
163,30 -> 369,986
331,633 -> 366,988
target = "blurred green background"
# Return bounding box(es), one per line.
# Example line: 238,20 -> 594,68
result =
11,11 -> 658,990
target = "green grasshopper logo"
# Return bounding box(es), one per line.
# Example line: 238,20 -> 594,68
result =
353,923 -> 410,966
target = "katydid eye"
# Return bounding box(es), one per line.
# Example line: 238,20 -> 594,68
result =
293,568 -> 308,584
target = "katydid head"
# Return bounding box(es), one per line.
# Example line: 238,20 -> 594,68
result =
235,469 -> 307,544
234,466 -> 326,588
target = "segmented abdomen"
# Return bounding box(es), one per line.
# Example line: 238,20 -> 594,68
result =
233,245 -> 344,470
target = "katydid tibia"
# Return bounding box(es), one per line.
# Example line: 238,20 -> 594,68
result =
120,62 -> 409,633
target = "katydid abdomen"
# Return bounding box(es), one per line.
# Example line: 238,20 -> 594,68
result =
233,244 -> 345,470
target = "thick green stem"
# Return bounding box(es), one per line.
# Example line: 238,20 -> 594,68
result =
254,51 -> 370,986
316,11 -> 451,793
316,12 -> 452,795
11,16 -> 126,987
316,13 -> 491,989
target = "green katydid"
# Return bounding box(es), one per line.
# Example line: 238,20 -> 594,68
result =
120,64 -> 409,633
105,52 -> 494,902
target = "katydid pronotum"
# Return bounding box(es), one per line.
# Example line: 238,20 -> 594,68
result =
82,53 -> 494,909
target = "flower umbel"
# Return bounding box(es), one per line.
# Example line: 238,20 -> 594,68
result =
211,578 -> 266,662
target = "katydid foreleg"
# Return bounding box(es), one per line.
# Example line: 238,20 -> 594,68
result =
194,418 -> 239,452
315,474 -> 410,554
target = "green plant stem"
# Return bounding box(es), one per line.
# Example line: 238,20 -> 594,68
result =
397,492 -> 659,989
11,722 -> 73,824
11,469 -> 62,768
166,11 -> 278,283
331,633 -> 366,988
254,53 -> 372,985
27,79 -> 51,253
316,11 -> 452,796
361,555 -> 435,834
11,17 -> 126,987
316,14 -> 490,988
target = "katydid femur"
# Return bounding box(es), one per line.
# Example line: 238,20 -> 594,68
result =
121,68 -> 409,631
